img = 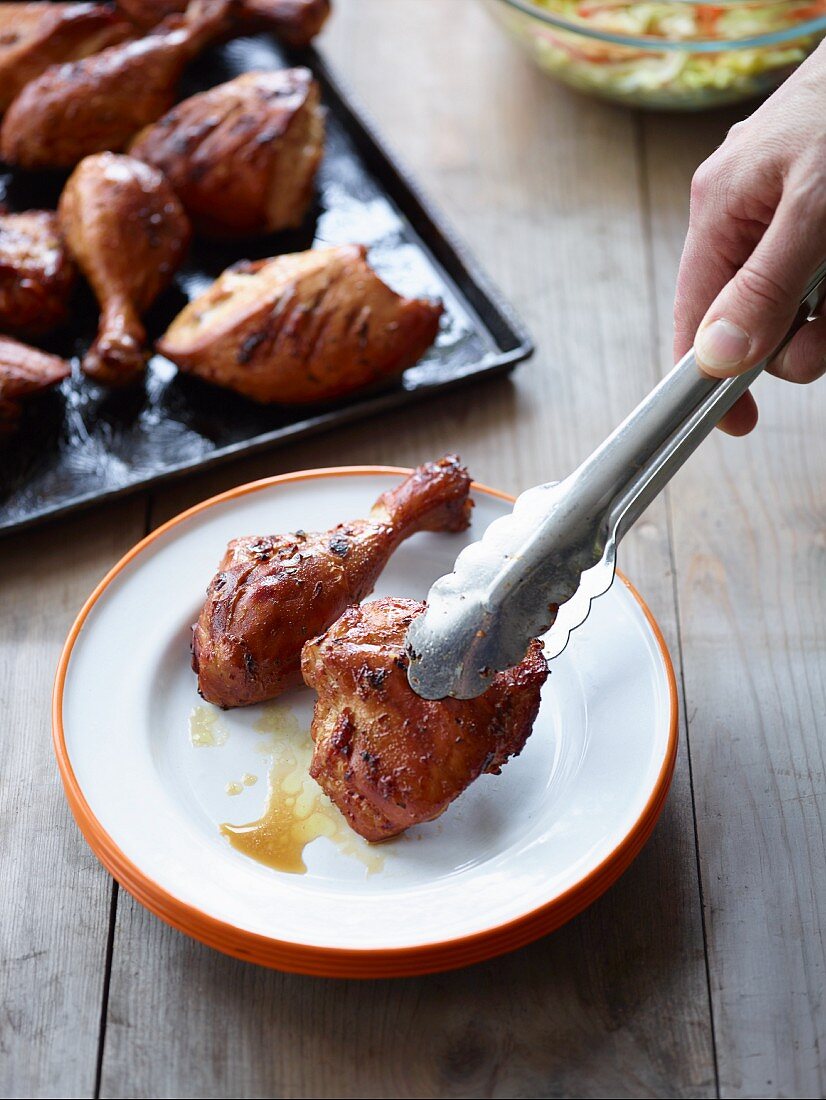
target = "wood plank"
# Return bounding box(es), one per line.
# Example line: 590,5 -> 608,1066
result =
98,2 -> 713,1096
0,499 -> 146,1099
643,108 -> 826,1098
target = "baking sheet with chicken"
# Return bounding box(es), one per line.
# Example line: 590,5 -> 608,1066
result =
0,9 -> 531,536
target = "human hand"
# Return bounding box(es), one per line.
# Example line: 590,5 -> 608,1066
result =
674,41 -> 826,435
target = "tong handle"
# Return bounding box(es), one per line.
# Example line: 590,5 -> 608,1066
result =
610,260 -> 826,542
565,260 -> 826,549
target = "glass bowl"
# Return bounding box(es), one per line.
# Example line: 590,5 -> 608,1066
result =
487,0 -> 826,109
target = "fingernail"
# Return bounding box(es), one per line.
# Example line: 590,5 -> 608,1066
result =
695,318 -> 751,374
772,343 -> 789,377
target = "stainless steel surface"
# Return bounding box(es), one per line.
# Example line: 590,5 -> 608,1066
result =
407,261 -> 826,699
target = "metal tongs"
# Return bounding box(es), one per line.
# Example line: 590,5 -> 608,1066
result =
407,261 -> 826,700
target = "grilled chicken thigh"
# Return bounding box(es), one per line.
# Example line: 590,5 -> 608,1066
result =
0,2 -> 132,114
129,68 -> 324,237
0,336 -> 69,434
0,211 -> 77,337
0,0 -> 234,169
59,153 -> 191,384
192,456 -> 472,708
116,0 -> 330,43
157,245 -> 443,403
303,597 -> 548,842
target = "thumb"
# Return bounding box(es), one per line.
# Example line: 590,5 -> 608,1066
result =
694,193 -> 826,378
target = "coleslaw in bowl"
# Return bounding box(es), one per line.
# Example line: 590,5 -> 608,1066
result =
488,0 -> 826,109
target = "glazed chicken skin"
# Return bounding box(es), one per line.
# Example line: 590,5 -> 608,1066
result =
0,336 -> 70,434
59,153 -> 191,384
303,598 -> 548,842
0,211 -> 77,337
241,0 -> 330,44
0,0 -> 234,169
157,245 -> 443,404
129,68 -> 324,237
116,0 -> 330,44
192,456 -> 472,708
0,2 -> 132,114
115,0 -> 183,26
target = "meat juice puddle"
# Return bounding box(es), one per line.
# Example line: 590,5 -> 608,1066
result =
188,705 -> 228,747
189,702 -> 383,875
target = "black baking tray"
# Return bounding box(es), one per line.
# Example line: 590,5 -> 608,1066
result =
0,31 -> 532,537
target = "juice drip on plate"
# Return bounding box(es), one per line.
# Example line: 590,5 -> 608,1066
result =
189,705 -> 228,747
220,702 -> 384,876
225,773 -> 258,795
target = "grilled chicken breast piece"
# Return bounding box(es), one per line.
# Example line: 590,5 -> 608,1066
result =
157,244 -> 443,404
130,68 -> 324,237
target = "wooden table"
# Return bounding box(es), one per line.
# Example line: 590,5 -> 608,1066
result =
2,2 -> 824,1096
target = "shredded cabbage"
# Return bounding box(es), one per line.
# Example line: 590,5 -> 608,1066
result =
499,1 -> 826,106
528,1 -> 826,41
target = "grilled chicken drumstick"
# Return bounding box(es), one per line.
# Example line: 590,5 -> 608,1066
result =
303,597 -> 548,842
0,211 -> 77,337
0,337 -> 70,434
0,2 -> 132,114
157,244 -> 443,404
129,68 -> 324,237
59,153 -> 191,384
0,0 -> 234,169
116,0 -> 330,44
192,456 -> 472,708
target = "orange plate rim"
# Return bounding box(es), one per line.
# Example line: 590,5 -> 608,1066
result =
52,465 -> 679,978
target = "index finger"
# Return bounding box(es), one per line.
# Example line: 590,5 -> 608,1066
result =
673,214 -> 743,363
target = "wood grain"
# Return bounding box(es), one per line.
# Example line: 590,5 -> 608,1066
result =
643,109 -> 826,1099
0,500 -> 145,1098
9,2 -> 822,1097
97,2 -> 713,1097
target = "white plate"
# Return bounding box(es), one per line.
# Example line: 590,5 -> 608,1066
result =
54,468 -> 677,977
